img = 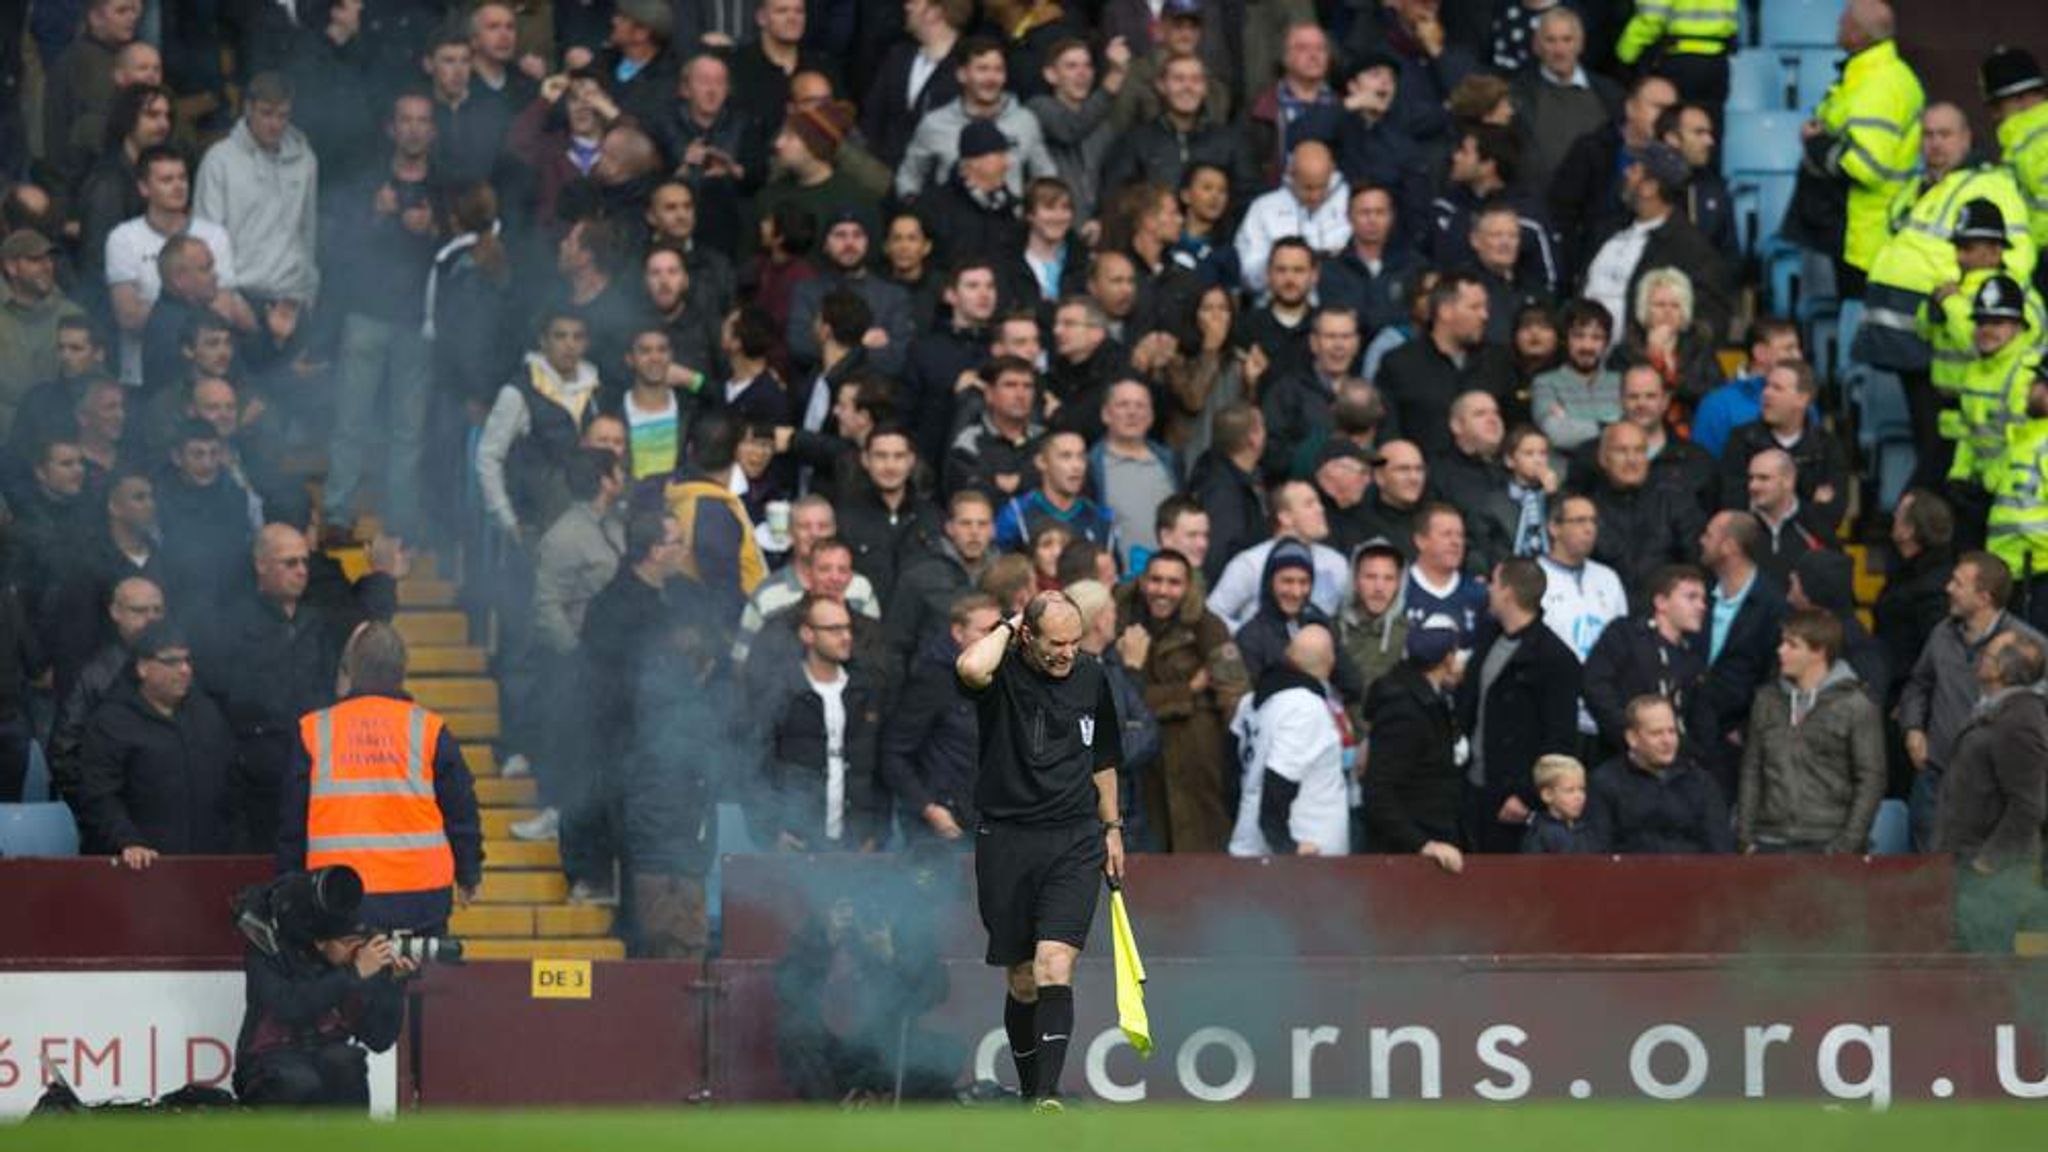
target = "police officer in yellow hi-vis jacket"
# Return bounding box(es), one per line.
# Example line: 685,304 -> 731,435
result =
1989,371 -> 2048,631
1804,0 -> 1924,298
278,622 -> 483,935
1983,47 -> 2048,296
1942,275 -> 2044,551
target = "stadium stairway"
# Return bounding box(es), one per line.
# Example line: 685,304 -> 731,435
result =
333,543 -> 624,962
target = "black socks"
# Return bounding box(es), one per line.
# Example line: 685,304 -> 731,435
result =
1005,994 -> 1039,1098
1032,984 -> 1075,1100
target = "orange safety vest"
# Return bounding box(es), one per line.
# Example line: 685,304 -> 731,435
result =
301,696 -> 454,894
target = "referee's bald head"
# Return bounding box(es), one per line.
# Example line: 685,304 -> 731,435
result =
1021,591 -> 1084,677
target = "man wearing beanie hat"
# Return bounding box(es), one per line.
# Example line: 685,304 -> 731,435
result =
1360,613 -> 1468,873
913,118 -> 1028,266
1789,550 -> 1892,698
1983,47 -> 2048,293
759,99 -> 874,261
783,204 -> 916,377
1946,273 -> 2043,545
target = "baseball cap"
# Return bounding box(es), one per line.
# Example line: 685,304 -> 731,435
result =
1315,439 -> 1373,469
1163,0 -> 1204,19
0,229 -> 54,261
1404,613 -> 1459,667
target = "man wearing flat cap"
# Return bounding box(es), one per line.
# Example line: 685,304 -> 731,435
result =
914,119 -> 1028,267
0,231 -> 87,439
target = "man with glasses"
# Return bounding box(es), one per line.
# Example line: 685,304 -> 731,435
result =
200,523 -> 401,852
77,621 -> 238,865
751,593 -> 884,852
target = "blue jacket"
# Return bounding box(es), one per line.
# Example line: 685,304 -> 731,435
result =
993,489 -> 1119,555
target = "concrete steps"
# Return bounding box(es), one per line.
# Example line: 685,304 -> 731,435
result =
322,538 -> 612,960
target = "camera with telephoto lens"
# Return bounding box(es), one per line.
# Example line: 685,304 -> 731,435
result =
389,931 -> 464,965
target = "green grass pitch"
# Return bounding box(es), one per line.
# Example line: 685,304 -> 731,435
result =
4,1104 -> 2045,1150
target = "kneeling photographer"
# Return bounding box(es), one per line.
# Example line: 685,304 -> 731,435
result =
232,865 -> 412,1109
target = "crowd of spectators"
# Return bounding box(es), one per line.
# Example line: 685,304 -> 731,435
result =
0,0 -> 2045,954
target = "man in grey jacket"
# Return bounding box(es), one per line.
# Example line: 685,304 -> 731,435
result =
894,35 -> 1057,201
1737,608 -> 1885,854
1934,632 -> 2048,952
193,72 -> 319,304
1900,552 -> 2047,851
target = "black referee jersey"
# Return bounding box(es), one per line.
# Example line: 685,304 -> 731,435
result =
966,650 -> 1123,825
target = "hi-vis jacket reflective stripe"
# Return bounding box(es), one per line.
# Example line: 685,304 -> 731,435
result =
302,696 -> 454,894
1818,40 -> 1925,272
1859,165 -> 2038,371
1997,100 -> 2048,255
1946,338 -> 2042,490
1615,0 -> 1738,64
1990,416 -> 2048,580
1922,269 -> 2046,394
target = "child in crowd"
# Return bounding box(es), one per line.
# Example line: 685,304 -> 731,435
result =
1521,754 -> 1606,854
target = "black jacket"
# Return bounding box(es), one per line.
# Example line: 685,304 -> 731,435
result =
579,570 -> 674,767
1546,121 -> 1627,273
1589,753 -> 1734,854
1692,573 -> 1787,761
1318,243 -> 1420,341
902,324 -> 990,468
50,641 -> 127,806
154,470 -> 256,627
76,679 -> 239,855
1045,341 -> 1130,444
1361,662 -> 1464,853
234,940 -> 405,1070
1259,369 -> 1341,483
198,589 -> 386,741
834,485 -> 942,609
862,40 -> 961,169
1457,615 -> 1582,840
274,691 -> 484,891
753,659 -> 884,848
1582,616 -> 1714,755
1586,476 -> 1703,605
877,632 -> 981,842
625,642 -> 742,877
1719,422 -> 1851,528
595,44 -> 681,135
1430,449 -> 1518,577
1626,213 -> 1733,344
915,177 -> 1026,270
943,417 -> 1041,501
885,540 -> 980,670
1873,547 -> 1953,706
1186,450 -> 1266,586
1100,111 -> 1260,203
1375,337 -> 1516,460
1521,811 -> 1609,853
1235,543 -> 1365,703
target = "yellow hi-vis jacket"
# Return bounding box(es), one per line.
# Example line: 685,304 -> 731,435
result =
1615,0 -> 1738,65
1817,39 -> 1925,272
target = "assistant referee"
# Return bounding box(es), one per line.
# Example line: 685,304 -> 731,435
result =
956,591 -> 1124,1111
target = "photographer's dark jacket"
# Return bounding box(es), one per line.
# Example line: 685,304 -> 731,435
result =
235,945 -> 405,1064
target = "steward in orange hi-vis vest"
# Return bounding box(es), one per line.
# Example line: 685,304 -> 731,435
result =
278,623 -> 482,934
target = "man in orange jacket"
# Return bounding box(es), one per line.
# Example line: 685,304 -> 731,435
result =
278,622 -> 483,934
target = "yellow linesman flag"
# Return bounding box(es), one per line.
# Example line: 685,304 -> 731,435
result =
1108,879 -> 1151,1058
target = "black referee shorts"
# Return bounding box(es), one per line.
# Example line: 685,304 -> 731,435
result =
974,819 -> 1106,967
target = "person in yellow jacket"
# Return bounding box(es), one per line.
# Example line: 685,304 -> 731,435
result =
1988,373 -> 2048,626
1983,47 -> 2048,296
1941,274 -> 2042,549
1613,0 -> 1739,127
647,407 -> 766,619
1806,0 -> 1924,297
1919,201 -> 2046,484
278,622 -> 483,936
1858,104 -> 2035,483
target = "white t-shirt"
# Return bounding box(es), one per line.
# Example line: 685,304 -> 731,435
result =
1538,554 -> 1629,735
807,669 -> 849,842
1228,686 -> 1350,857
104,215 -> 239,385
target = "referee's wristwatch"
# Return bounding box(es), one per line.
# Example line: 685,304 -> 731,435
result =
1102,820 -> 1125,834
